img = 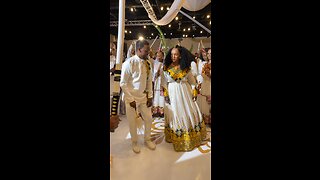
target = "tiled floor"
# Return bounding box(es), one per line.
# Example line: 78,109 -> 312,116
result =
110,115 -> 211,180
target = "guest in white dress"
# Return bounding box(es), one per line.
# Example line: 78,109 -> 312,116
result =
152,51 -> 165,117
197,48 -> 212,126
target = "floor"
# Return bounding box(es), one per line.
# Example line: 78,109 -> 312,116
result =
110,115 -> 211,180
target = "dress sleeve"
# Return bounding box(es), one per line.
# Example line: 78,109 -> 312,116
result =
187,71 -> 198,97
160,70 -> 169,97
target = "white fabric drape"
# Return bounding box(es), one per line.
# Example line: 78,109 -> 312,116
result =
182,0 -> 211,11
140,0 -> 211,26
140,0 -> 185,26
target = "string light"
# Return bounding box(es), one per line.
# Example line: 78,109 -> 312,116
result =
167,7 -> 169,10
138,36 -> 144,40
144,25 -> 146,28
170,33 -> 172,35
151,33 -> 153,36
129,31 -> 132,33
161,7 -> 164,11
175,17 -> 178,21
131,8 -> 134,12
188,28 -> 190,31
183,28 -> 186,31
207,15 -> 210,18
209,21 -> 211,25
125,30 -> 127,33
168,24 -> 171,28
193,16 -> 195,19
200,31 -> 203,33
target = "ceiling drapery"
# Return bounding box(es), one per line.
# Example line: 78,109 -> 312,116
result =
140,0 -> 211,26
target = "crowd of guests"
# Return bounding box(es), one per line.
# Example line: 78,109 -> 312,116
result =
110,40 -> 212,152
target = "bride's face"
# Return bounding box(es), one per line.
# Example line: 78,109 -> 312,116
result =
171,48 -> 180,63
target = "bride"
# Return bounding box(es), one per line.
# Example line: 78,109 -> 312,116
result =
161,45 -> 206,152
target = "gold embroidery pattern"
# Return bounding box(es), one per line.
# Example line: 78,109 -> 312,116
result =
164,121 -> 207,152
150,118 -> 211,153
164,65 -> 190,82
202,63 -> 211,74
163,88 -> 169,97
198,143 -> 211,153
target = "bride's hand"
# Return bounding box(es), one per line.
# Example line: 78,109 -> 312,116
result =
165,96 -> 170,104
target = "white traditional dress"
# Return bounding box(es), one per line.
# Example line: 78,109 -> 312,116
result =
152,58 -> 165,117
161,65 -> 206,151
196,61 -> 211,125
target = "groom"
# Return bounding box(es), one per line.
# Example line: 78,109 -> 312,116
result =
120,40 -> 156,153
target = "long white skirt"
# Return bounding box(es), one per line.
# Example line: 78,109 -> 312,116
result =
164,81 -> 206,151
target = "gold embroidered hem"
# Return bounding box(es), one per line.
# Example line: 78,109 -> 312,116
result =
165,121 -> 207,152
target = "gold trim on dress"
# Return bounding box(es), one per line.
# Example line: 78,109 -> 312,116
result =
165,121 -> 207,152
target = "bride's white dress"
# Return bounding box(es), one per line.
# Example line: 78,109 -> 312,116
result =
161,66 -> 206,151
